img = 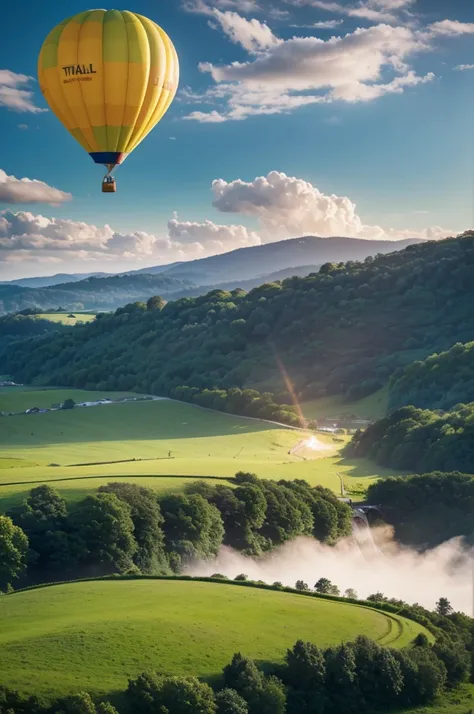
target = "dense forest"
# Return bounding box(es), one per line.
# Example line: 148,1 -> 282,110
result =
389,341 -> 474,411
367,471 -> 474,548
349,403 -> 474,474
1,233 -> 474,404
0,312 -> 68,347
2,474 -> 351,590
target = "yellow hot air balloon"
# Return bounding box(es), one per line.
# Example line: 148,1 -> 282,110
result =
38,9 -> 179,192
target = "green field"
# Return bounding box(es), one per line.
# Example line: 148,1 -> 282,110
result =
398,685 -> 474,714
0,579 -> 431,698
0,388 -> 399,510
35,312 -> 96,326
302,385 -> 389,421
0,387 -> 141,414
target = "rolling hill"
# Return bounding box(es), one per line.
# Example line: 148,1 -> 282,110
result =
0,578 -> 430,697
0,387 -> 386,511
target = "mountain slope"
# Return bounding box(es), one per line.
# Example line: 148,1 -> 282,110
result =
2,236 -> 421,294
0,272 -> 108,288
1,233 -> 471,402
154,236 -> 421,284
0,274 -> 194,314
388,341 -> 474,411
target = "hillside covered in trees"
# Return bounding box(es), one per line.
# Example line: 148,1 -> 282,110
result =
349,403 -> 474,474
389,341 -> 474,411
0,273 -> 193,314
1,233 -> 473,405
367,471 -> 474,547
0,311 -> 69,347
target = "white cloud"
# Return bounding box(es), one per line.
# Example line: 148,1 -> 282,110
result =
18,123 -> 28,130
454,64 -> 474,71
186,23 -> 433,121
0,169 -> 71,205
183,0 -> 261,14
168,215 -> 261,252
0,209 -> 261,270
211,9 -> 281,53
428,20 -> 474,36
291,19 -> 344,29
0,70 -> 46,113
0,171 -> 458,277
211,170 -> 455,241
295,0 -> 416,23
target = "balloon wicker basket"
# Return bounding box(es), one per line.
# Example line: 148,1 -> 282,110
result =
102,177 -> 116,193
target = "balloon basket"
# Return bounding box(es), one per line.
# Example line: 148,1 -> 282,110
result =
102,177 -> 116,193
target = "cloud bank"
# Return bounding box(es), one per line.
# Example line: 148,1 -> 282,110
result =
211,171 -> 454,241
0,169 -> 71,205
0,170 -> 456,277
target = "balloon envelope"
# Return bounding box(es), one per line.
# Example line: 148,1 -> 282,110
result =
38,9 -> 179,169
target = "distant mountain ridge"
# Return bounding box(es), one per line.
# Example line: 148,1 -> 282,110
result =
0,274 -> 194,314
2,236 -> 422,290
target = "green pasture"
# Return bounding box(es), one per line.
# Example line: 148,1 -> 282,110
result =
35,312 -> 96,325
302,385 -> 389,421
397,685 -> 474,714
0,389 -> 398,510
0,579 -> 430,698
0,387 -> 140,414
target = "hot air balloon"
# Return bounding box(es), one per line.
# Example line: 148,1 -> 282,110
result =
38,9 -> 179,192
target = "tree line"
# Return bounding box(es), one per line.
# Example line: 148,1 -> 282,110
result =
389,340 -> 474,412
348,403 -> 474,474
367,471 -> 474,548
2,233 -> 474,409
0,474 -> 352,591
1,621 -> 472,714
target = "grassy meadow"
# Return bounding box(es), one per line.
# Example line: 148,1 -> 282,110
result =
35,312 -> 97,326
0,579 -> 430,698
301,385 -> 389,421
0,387 -> 399,511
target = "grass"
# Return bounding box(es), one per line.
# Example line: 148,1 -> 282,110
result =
0,387 -> 141,414
0,579 -> 430,698
397,685 -> 474,714
0,389 -> 399,511
35,312 -> 96,326
302,385 -> 389,421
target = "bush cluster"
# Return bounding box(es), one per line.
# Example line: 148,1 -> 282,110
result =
0,475 -> 351,590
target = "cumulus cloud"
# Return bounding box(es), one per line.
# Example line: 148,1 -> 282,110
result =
211,170 -> 455,241
0,208 -> 261,271
168,215 -> 261,251
184,23 -> 434,121
0,70 -> 46,113
428,19 -> 474,36
1,171 -> 457,277
211,9 -> 281,52
293,0 -> 416,24
0,169 -> 71,205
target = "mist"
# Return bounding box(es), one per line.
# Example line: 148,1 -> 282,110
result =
184,529 -> 474,615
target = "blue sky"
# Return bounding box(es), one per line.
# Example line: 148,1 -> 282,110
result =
0,0 -> 473,278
